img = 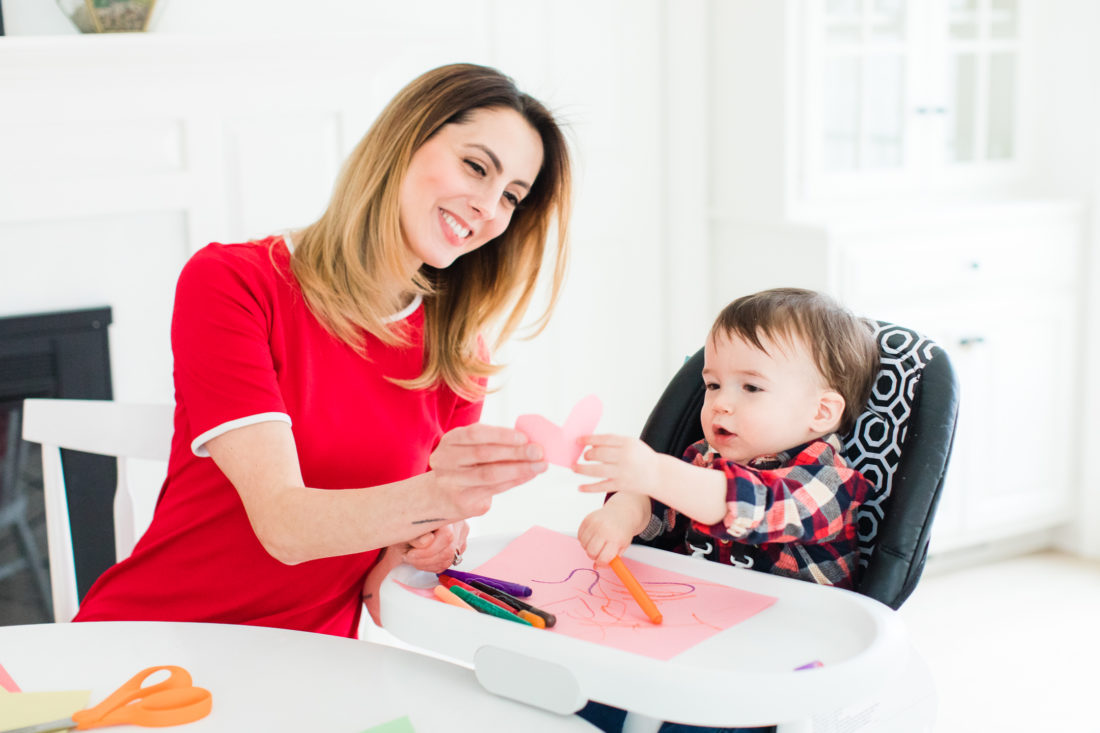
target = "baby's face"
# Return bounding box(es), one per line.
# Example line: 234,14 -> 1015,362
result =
700,331 -> 834,464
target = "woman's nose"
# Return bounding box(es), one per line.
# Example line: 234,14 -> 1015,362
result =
469,192 -> 499,221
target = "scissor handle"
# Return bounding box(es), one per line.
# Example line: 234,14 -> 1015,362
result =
71,666 -> 210,729
76,686 -> 213,729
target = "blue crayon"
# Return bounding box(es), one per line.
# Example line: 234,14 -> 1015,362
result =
440,569 -> 533,598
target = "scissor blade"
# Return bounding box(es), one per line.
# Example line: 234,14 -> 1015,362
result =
0,717 -> 76,733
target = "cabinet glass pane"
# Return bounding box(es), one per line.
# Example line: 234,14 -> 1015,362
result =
990,0 -> 1019,39
827,0 -> 864,16
947,54 -> 977,162
824,57 -> 861,171
826,0 -> 863,40
864,55 -> 905,167
948,0 -> 978,39
870,0 -> 905,41
987,53 -> 1016,159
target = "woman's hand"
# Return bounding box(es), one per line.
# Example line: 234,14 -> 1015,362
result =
403,520 -> 470,574
427,424 -> 546,519
572,434 -> 661,497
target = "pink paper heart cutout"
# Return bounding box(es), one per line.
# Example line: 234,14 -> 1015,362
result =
515,394 -> 603,467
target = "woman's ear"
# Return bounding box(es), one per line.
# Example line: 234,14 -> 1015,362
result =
811,390 -> 845,434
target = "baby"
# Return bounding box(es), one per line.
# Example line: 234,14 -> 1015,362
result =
576,287 -> 879,590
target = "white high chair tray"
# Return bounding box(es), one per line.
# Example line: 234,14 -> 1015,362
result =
379,533 -> 911,728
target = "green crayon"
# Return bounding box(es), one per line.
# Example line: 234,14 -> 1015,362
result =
449,586 -> 534,627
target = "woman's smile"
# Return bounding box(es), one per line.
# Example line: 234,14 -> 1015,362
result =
439,208 -> 472,246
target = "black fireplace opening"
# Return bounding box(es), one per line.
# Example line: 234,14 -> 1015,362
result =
0,306 -> 115,625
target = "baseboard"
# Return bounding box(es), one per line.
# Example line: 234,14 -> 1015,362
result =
923,527 -> 1061,576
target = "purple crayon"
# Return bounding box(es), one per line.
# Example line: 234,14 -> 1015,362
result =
440,569 -> 532,598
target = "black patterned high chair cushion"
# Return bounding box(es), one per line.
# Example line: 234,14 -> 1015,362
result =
635,320 -> 959,610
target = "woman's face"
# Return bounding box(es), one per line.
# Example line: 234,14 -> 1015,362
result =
398,106 -> 544,273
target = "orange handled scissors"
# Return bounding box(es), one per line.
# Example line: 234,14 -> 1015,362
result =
2,665 -> 212,733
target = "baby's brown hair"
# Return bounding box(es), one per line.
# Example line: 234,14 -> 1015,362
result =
709,288 -> 879,434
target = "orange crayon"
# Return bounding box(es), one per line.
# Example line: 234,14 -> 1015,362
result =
609,555 -> 662,624
518,610 -> 546,628
434,583 -> 474,609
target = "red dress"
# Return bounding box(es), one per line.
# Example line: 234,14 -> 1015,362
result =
74,236 -> 482,637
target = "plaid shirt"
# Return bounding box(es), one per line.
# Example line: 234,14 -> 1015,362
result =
639,434 -> 870,590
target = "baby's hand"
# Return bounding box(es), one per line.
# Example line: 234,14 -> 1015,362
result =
573,434 -> 661,497
578,507 -> 635,565
577,493 -> 652,565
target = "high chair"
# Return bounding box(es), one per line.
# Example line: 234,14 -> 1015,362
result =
635,321 -> 960,610
619,320 -> 959,732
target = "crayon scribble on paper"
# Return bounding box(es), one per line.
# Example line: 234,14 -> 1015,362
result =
472,526 -> 777,660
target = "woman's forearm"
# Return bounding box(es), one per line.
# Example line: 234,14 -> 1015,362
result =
206,419 -> 543,565
255,473 -> 456,565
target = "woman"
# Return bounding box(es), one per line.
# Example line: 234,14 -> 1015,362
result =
73,63 -> 572,638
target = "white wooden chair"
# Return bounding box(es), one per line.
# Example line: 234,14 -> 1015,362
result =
21,398 -> 173,623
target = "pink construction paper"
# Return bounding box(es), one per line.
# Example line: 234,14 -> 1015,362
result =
471,526 -> 777,660
0,661 -> 20,692
515,395 -> 602,467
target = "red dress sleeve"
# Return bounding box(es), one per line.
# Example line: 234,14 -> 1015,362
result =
171,243 -> 290,455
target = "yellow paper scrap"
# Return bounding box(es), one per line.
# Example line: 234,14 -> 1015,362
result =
0,689 -> 91,728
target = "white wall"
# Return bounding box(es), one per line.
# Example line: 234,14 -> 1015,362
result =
0,0 -> 712,536
1032,0 -> 1100,557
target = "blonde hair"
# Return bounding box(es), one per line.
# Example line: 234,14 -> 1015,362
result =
710,288 -> 879,434
290,63 -> 572,398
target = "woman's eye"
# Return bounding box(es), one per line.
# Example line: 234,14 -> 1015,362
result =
503,191 -> 520,207
704,382 -> 719,391
743,384 -> 761,393
465,159 -> 486,176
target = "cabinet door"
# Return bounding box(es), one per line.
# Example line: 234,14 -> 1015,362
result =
800,0 -> 1025,198
961,295 -> 1075,532
939,0 -> 1024,165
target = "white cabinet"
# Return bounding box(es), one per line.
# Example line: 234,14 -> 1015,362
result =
706,1 -> 1082,556
799,0 -> 1028,198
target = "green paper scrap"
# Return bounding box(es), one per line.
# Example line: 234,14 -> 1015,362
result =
360,715 -> 416,733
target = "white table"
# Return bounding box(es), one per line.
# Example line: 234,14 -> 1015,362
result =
380,533 -> 933,731
0,621 -> 598,732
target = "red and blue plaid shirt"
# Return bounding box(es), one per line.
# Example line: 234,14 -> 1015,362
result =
639,434 -> 871,590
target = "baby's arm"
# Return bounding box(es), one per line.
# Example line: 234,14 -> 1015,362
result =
574,434 -> 727,525
699,458 -> 867,545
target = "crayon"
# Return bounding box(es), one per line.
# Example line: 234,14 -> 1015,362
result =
434,584 -> 474,609
438,575 -> 522,616
609,556 -> 662,624
468,579 -> 557,628
449,586 -> 534,626
518,610 -> 546,628
441,569 -> 533,598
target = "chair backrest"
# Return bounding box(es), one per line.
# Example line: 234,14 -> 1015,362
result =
21,398 -> 173,622
635,321 -> 959,610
